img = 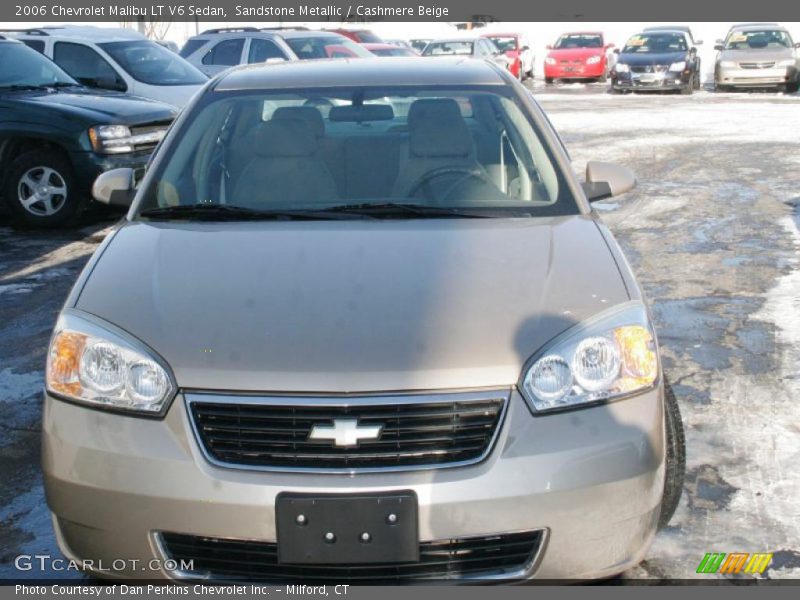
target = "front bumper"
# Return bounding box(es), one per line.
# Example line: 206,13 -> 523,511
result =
545,63 -> 604,80
716,65 -> 797,88
69,151 -> 151,202
43,388 -> 665,582
612,70 -> 691,91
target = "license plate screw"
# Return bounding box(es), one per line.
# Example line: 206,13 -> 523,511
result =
324,532 -> 336,543
295,514 -> 307,526
387,513 -> 398,524
360,532 -> 372,543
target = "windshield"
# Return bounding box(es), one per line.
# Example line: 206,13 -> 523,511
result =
422,41 -> 474,56
98,41 -> 208,85
135,85 -> 576,220
486,37 -> 518,52
725,30 -> 793,50
285,36 -> 374,59
0,43 -> 78,89
623,33 -> 688,54
555,34 -> 603,49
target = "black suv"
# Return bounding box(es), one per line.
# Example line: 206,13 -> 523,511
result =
0,37 -> 177,227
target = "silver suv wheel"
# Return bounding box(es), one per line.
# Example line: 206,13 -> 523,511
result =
17,166 -> 68,217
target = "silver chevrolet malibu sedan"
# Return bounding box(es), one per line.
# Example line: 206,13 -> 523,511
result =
43,57 -> 685,582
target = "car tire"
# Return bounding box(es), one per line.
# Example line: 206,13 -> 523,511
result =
786,80 -> 799,93
545,77 -> 554,84
3,149 -> 81,228
658,377 -> 686,530
715,82 -> 730,93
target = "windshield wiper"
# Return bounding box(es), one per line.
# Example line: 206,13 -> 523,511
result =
138,204 -> 371,221
316,202 -> 492,218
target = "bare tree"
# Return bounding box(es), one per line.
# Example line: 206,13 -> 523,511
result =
117,16 -> 173,41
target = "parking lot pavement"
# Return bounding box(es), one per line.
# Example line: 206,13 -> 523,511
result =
1,84 -> 799,580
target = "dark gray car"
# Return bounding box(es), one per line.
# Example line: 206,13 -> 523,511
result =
43,57 -> 685,582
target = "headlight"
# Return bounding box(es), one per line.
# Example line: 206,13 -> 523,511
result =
520,302 -> 658,413
545,57 -> 556,65
88,124 -> 166,155
586,55 -> 602,65
46,310 -> 175,415
614,63 -> 629,73
668,61 -> 687,71
778,58 -> 796,67
719,60 -> 737,68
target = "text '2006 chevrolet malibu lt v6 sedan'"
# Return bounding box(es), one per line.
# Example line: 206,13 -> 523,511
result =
44,57 -> 685,583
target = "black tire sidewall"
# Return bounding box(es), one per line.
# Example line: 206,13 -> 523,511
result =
659,377 -> 687,529
3,149 -> 82,228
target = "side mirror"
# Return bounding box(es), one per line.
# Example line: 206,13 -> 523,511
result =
695,40 -> 703,46
606,43 -> 616,49
582,161 -> 636,202
520,45 -> 530,51
714,44 -> 724,51
93,168 -> 136,207
794,42 -> 800,49
545,44 -> 553,50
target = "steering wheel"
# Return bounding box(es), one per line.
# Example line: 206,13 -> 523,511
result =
405,166 -> 496,202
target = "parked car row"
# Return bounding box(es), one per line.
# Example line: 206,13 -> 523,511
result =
545,23 -> 799,94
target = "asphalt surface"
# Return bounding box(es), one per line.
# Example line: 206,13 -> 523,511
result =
1,81 -> 799,581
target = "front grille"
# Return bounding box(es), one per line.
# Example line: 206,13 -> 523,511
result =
188,391 -> 507,471
159,530 -> 544,582
739,61 -> 775,69
631,64 -> 668,73
130,120 -> 171,152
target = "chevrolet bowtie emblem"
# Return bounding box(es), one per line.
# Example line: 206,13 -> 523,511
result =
308,419 -> 382,447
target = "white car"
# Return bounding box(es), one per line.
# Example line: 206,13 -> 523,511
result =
7,26 -> 206,108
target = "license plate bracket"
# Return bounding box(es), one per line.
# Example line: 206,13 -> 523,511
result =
276,492 -> 419,564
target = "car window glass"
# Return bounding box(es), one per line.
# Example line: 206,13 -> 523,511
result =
179,38 -> 207,58
140,86 -> 577,219
555,35 -> 603,49
423,42 -> 474,56
53,42 -> 125,90
202,38 -> 244,66
99,41 -> 207,85
22,39 -> 45,53
285,37 -> 374,60
0,43 -> 77,87
725,30 -> 792,50
623,33 -> 688,53
488,37 -> 518,52
248,39 -> 287,63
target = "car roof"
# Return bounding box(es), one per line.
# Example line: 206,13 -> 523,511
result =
191,29 -> 346,41
426,37 -> 479,44
558,31 -> 604,36
729,24 -> 788,33
7,25 -> 145,42
637,29 -> 689,37
215,57 -> 506,91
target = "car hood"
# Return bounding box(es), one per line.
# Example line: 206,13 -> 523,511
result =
13,89 -> 176,125
618,51 -> 686,66
75,216 -> 630,393
718,47 -> 794,62
548,47 -> 604,60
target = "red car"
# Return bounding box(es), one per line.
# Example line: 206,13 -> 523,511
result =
325,28 -> 383,44
481,32 -> 535,80
544,31 -> 615,83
